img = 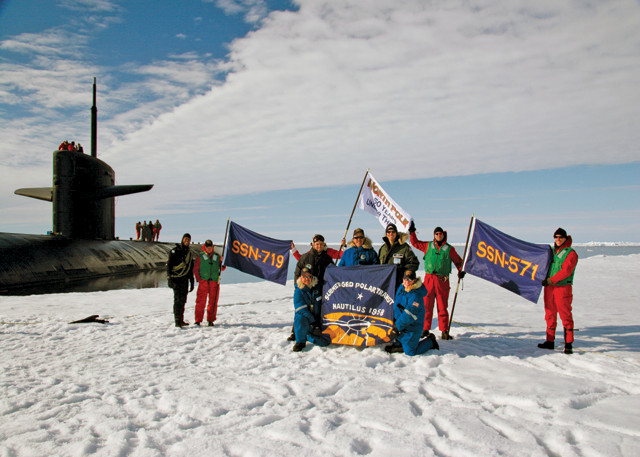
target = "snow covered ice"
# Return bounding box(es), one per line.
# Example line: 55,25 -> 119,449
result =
1,254 -> 639,456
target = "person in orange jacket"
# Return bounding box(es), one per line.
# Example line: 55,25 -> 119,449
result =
194,240 -> 225,327
409,222 -> 464,340
538,228 -> 578,354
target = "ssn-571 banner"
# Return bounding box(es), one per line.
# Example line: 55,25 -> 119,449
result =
463,218 -> 552,303
223,221 -> 291,286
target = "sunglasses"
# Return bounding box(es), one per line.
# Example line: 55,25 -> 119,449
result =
386,230 -> 396,234
554,235 -> 565,239
353,236 -> 364,240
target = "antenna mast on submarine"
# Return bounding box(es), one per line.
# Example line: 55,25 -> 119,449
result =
91,77 -> 97,158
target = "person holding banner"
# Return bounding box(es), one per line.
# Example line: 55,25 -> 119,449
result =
288,234 -> 337,341
292,268 -> 331,352
194,240 -> 225,327
167,233 -> 195,328
290,240 -> 344,262
386,270 -> 439,355
338,228 -> 379,266
378,223 -> 419,291
539,228 -> 578,355
409,223 -> 464,340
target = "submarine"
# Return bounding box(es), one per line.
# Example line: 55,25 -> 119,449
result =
0,79 -> 174,295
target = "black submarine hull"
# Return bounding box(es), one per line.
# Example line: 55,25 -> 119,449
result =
0,233 -> 176,295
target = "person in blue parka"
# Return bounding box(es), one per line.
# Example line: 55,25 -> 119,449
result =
338,228 -> 379,266
292,267 -> 331,352
386,270 -> 440,355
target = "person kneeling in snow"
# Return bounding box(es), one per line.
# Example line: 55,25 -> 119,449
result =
386,270 -> 439,356
292,268 -> 330,352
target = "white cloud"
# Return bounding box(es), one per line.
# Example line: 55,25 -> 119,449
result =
1,0 -> 639,230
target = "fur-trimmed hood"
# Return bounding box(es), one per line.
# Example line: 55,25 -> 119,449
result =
296,275 -> 319,290
347,236 -> 374,249
403,276 -> 423,292
383,231 -> 409,246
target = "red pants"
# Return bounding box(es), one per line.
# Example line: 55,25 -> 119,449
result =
543,285 -> 574,343
195,280 -> 220,323
153,229 -> 160,241
423,274 -> 451,331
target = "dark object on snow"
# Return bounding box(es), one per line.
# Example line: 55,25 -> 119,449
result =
69,314 -> 109,324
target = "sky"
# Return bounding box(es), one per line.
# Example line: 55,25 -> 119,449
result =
1,253 -> 639,456
0,0 -> 639,245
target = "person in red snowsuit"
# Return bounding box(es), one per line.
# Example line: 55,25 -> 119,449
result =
409,222 -> 464,340
135,221 -> 141,240
538,228 -> 578,354
194,240 -> 225,326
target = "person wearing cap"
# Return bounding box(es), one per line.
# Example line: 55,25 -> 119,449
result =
409,222 -> 464,340
385,270 -> 439,355
167,233 -> 195,327
288,234 -> 337,341
378,223 -> 419,291
338,228 -> 379,266
291,268 -> 331,352
538,228 -> 579,354
194,239 -> 225,327
290,238 -> 344,263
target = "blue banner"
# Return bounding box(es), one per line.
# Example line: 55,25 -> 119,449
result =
463,218 -> 552,303
322,264 -> 397,347
223,221 -> 291,286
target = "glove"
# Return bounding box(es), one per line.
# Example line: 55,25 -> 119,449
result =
312,324 -> 323,337
189,278 -> 195,292
458,271 -> 466,279
167,278 -> 175,289
541,279 -> 549,287
389,326 -> 399,339
409,221 -> 416,233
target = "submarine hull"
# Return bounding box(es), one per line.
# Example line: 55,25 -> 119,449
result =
0,233 -> 175,295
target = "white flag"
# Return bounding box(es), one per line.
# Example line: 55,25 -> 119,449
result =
357,173 -> 413,231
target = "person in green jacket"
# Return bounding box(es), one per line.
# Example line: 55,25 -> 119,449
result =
194,239 -> 225,327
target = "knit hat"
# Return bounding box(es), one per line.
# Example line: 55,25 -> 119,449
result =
434,226 -> 444,234
204,239 -> 213,247
403,270 -> 417,281
353,228 -> 365,238
385,223 -> 398,233
182,233 -> 191,240
312,234 -> 325,243
554,228 -> 567,238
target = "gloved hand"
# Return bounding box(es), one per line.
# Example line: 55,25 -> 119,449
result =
312,324 -> 323,337
541,279 -> 549,287
189,278 -> 195,292
409,221 -> 416,233
167,278 -> 175,289
389,326 -> 399,339
458,271 -> 466,279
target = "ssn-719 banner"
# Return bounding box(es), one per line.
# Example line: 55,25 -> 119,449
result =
223,221 -> 292,286
463,218 -> 552,303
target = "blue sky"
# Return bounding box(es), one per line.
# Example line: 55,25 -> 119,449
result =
1,0 -> 638,245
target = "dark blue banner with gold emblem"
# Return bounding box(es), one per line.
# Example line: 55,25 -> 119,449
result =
463,218 -> 552,303
223,221 -> 291,286
322,264 -> 397,347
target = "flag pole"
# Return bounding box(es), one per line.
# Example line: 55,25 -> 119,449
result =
211,218 -> 231,322
447,214 -> 475,334
335,169 -> 370,264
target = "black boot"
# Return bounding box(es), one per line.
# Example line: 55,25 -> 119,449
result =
537,341 -> 554,350
441,330 -> 453,340
564,343 -> 573,354
292,342 -> 306,352
428,332 -> 440,351
385,344 -> 404,354
421,329 -> 431,339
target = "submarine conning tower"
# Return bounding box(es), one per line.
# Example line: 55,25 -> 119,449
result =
14,78 -> 152,240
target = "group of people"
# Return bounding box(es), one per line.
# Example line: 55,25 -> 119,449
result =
290,223 -> 578,356
166,234 -> 225,328
57,140 -> 84,153
136,220 -> 162,242
164,222 -> 578,357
